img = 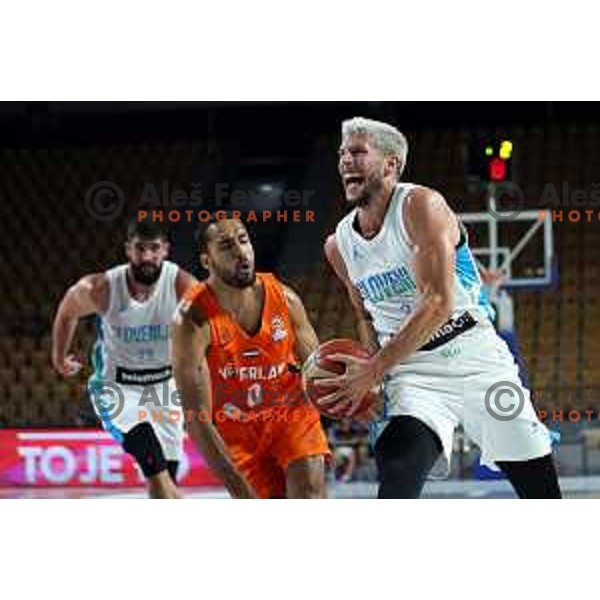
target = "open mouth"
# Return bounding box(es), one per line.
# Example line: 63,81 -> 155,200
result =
343,175 -> 365,193
237,262 -> 252,276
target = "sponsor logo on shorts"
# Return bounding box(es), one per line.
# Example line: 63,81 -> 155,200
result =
419,311 -> 477,351
440,346 -> 462,359
115,365 -> 173,386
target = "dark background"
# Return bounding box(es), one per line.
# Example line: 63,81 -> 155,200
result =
0,101 -> 598,148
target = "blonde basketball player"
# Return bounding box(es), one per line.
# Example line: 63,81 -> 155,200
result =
321,117 -> 561,499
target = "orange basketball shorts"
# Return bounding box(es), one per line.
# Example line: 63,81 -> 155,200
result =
216,403 -> 330,498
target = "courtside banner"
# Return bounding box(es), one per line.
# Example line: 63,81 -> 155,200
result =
0,429 -> 220,487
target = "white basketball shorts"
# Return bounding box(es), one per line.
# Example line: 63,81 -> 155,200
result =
89,378 -> 184,461
370,320 -> 552,477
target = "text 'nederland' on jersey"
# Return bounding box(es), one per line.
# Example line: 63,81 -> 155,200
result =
183,272 -> 306,414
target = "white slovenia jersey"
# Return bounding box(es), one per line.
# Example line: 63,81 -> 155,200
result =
335,183 -> 494,348
90,260 -> 179,387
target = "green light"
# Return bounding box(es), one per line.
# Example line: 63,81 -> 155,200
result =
485,146 -> 493,156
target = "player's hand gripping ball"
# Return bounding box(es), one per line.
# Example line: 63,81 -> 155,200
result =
302,339 -> 381,420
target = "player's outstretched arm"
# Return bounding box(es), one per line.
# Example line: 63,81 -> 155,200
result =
51,273 -> 107,377
324,234 -> 380,355
171,305 -> 255,499
283,285 -> 319,364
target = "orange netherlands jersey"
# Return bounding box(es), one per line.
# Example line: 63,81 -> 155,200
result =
186,273 -> 305,416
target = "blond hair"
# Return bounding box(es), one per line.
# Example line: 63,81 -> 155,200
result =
342,116 -> 408,176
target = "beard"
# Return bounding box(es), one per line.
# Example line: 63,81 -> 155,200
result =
216,263 -> 256,289
130,262 -> 163,286
347,172 -> 385,208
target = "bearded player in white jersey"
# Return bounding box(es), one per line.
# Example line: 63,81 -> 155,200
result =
322,117 -> 561,498
51,219 -> 201,498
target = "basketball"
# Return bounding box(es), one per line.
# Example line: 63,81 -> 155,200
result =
302,338 -> 379,420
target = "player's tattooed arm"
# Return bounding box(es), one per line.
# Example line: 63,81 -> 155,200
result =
172,304 -> 256,499
371,186 -> 458,377
283,284 -> 319,365
51,273 -> 108,377
324,234 -> 380,355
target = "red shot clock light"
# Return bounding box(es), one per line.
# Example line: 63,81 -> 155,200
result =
484,140 -> 513,182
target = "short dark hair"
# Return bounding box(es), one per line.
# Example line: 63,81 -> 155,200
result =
194,211 -> 246,252
127,218 -> 168,242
